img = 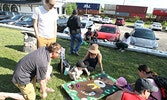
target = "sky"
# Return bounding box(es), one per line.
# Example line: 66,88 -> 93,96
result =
65,0 -> 167,13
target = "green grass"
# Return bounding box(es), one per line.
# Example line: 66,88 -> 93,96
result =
0,27 -> 167,100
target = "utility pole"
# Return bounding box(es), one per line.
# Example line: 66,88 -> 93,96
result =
123,0 -> 125,5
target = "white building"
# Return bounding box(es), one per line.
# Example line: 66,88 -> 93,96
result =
0,0 -> 66,15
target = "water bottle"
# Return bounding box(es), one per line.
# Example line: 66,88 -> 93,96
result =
64,65 -> 70,75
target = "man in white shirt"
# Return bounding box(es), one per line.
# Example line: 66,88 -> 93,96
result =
33,0 -> 58,48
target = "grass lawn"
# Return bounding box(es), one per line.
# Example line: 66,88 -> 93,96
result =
0,27 -> 167,100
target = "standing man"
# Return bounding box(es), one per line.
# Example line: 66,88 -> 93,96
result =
0,43 -> 61,100
33,0 -> 58,48
67,9 -> 83,56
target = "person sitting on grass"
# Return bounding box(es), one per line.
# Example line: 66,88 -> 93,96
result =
84,27 -> 93,45
116,32 -> 130,52
92,31 -> 98,44
0,43 -> 62,100
82,44 -> 104,73
106,78 -> 158,100
68,61 -> 90,81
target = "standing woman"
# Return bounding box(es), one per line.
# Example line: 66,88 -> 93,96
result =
82,44 -> 104,73
138,65 -> 161,100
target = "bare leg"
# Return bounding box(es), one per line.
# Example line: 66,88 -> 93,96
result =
0,92 -> 25,100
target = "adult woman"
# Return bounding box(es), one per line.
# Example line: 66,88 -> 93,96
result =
82,44 -> 104,73
116,32 -> 130,52
138,65 -> 161,100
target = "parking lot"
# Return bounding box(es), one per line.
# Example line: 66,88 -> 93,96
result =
94,23 -> 167,52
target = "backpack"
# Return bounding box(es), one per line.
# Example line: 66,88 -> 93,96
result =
58,59 -> 70,75
149,76 -> 167,100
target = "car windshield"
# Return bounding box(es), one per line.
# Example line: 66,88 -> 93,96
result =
132,29 -> 155,40
94,16 -> 100,18
117,18 -> 123,21
11,15 -> 22,20
136,21 -> 143,23
153,22 -> 161,25
83,15 -> 88,17
81,22 -> 86,28
23,17 -> 32,22
0,12 -> 6,15
104,17 -> 109,20
99,26 -> 116,33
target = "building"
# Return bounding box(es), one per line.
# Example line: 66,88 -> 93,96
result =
0,0 -> 66,15
153,8 -> 167,21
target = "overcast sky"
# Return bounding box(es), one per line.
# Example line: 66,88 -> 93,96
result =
65,0 -> 167,13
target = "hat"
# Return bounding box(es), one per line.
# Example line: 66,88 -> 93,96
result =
135,78 -> 158,92
116,77 -> 127,87
88,44 -> 100,54
72,9 -> 78,15
76,61 -> 87,68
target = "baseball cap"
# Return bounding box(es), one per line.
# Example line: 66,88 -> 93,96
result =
135,78 -> 158,92
76,61 -> 87,68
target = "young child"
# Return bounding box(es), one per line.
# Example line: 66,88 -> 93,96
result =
115,77 -> 133,92
68,61 -> 90,81
84,28 -> 93,44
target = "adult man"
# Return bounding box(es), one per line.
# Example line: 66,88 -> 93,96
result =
106,78 -> 158,100
33,0 -> 58,48
67,9 -> 83,56
0,43 -> 61,100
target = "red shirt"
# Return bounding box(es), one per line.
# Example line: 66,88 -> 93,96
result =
121,92 -> 146,100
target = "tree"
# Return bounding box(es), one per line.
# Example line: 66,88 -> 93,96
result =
66,3 -> 73,15
72,3 -> 77,10
101,6 -> 104,12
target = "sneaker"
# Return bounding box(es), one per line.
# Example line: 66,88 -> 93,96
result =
121,50 -> 125,52
119,49 -> 122,51
75,52 -> 79,56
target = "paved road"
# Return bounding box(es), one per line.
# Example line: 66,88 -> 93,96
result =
94,23 -> 167,52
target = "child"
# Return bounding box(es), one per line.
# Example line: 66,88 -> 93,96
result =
84,28 -> 93,45
92,31 -> 98,44
68,61 -> 90,81
116,32 -> 130,52
115,77 -> 133,92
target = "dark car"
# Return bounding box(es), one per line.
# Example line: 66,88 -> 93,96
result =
115,17 -> 125,26
15,16 -> 33,28
0,11 -> 18,20
0,15 -> 24,25
57,17 -> 68,32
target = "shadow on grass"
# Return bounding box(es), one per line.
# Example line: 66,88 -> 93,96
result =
57,85 -> 72,100
126,25 -> 134,29
0,57 -> 17,71
0,74 -> 19,92
5,45 -> 24,52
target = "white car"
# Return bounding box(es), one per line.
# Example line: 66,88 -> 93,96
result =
150,22 -> 162,31
92,15 -> 102,23
102,17 -> 112,24
63,20 -> 95,38
134,20 -> 144,28
81,14 -> 93,21
166,26 -> 167,31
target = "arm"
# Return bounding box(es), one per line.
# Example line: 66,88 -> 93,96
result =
83,68 -> 90,76
82,51 -> 89,61
97,53 -> 104,73
33,19 -> 39,38
54,20 -> 57,38
39,80 -> 47,99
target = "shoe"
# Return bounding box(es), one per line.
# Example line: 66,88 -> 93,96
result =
119,49 -> 122,51
75,52 -> 79,56
121,50 -> 125,52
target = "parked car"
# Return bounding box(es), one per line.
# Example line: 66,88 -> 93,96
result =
0,15 -> 24,25
0,11 -> 19,20
57,17 -> 68,32
115,17 -> 125,26
134,20 -> 144,28
130,27 -> 159,49
166,26 -> 167,31
150,22 -> 162,31
102,17 -> 112,24
97,24 -> 120,41
82,14 -> 93,21
63,20 -> 95,38
92,15 -> 102,23
15,16 -> 33,28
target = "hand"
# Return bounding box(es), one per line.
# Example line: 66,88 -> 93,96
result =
41,92 -> 47,99
87,72 -> 90,76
